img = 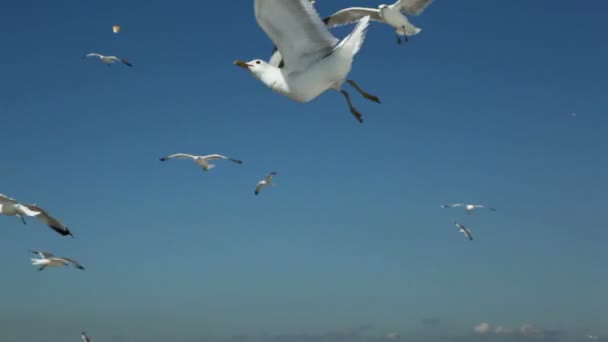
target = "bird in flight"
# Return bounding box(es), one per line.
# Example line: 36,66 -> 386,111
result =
441,203 -> 496,215
30,251 -> 85,271
453,221 -> 473,241
0,193 -> 74,237
322,0 -> 433,44
234,0 -> 380,124
160,153 -> 243,171
83,53 -> 132,67
255,172 -> 277,195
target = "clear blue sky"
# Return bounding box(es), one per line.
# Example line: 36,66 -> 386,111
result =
0,1 -> 606,341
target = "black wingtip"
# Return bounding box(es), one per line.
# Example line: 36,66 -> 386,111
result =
322,17 -> 330,24
160,157 -> 167,161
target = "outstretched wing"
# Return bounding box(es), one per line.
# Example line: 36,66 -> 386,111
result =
24,205 -> 72,237
265,172 -> 277,183
30,250 -> 54,259
442,203 -> 464,208
323,7 -> 382,28
395,0 -> 433,15
255,0 -> 338,74
160,153 -> 197,161
60,257 -> 85,270
0,193 -> 18,204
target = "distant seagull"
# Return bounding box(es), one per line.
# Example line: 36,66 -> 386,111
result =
30,251 -> 85,271
0,194 -> 74,237
81,332 -> 92,342
322,0 -> 433,44
453,221 -> 473,240
160,153 -> 243,171
570,112 -> 577,118
255,172 -> 277,195
442,203 -> 496,215
588,336 -> 600,341
0,193 -> 42,225
83,53 -> 132,67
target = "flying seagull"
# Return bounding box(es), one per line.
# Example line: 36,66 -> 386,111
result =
83,53 -> 133,67
234,0 -> 380,124
30,251 -> 85,271
454,221 -> 473,241
81,332 -> 92,342
255,172 -> 277,195
441,203 -> 496,215
0,193 -> 42,225
160,153 -> 243,171
323,0 -> 433,44
0,194 -> 74,237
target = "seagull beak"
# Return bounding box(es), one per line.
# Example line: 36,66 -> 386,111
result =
233,60 -> 251,69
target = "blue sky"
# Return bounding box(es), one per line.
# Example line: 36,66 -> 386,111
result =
0,0 -> 606,341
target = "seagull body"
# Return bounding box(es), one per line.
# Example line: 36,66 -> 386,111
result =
255,172 -> 277,195
442,203 -> 496,215
160,153 -> 243,171
0,193 -> 41,224
81,332 -> 92,342
0,194 -> 73,237
234,0 -> 380,123
454,221 -> 473,241
83,53 -> 132,67
30,251 -> 85,271
323,0 -> 433,44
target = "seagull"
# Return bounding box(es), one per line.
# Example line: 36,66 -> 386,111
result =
454,221 -> 473,241
322,0 -> 433,45
30,251 -> 85,271
234,0 -> 380,124
441,203 -> 496,215
588,336 -> 600,341
255,172 -> 277,195
0,194 -> 74,237
81,332 -> 92,342
0,193 -> 42,225
83,53 -> 132,67
160,153 -> 243,171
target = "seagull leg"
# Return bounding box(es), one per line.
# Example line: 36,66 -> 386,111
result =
402,27 -> 409,43
38,266 -> 46,272
340,90 -> 363,123
397,35 -> 402,45
347,80 -> 381,104
19,215 -> 26,225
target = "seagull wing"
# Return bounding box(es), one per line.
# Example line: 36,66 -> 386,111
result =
265,172 -> 277,183
160,153 -> 197,161
269,46 -> 285,68
255,182 -> 265,195
395,0 -> 433,15
323,7 -> 383,28
255,0 -> 339,74
24,205 -> 72,237
442,203 -> 464,208
30,250 -> 54,259
81,332 -> 91,342
84,53 -> 104,58
120,58 -> 133,67
203,154 -> 229,161
59,257 -> 85,270
0,193 -> 18,204
462,227 -> 473,240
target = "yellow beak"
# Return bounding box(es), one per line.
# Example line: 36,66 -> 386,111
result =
233,60 -> 251,69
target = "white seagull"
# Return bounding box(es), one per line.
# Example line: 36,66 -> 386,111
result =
83,53 -> 133,67
255,172 -> 277,195
160,153 -> 243,171
0,193 -> 42,225
322,0 -> 433,44
454,221 -> 473,241
30,251 -> 85,271
0,194 -> 74,237
234,0 -> 380,124
441,203 -> 496,215
81,332 -> 92,342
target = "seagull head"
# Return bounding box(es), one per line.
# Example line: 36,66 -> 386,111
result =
234,59 -> 273,76
378,4 -> 389,10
